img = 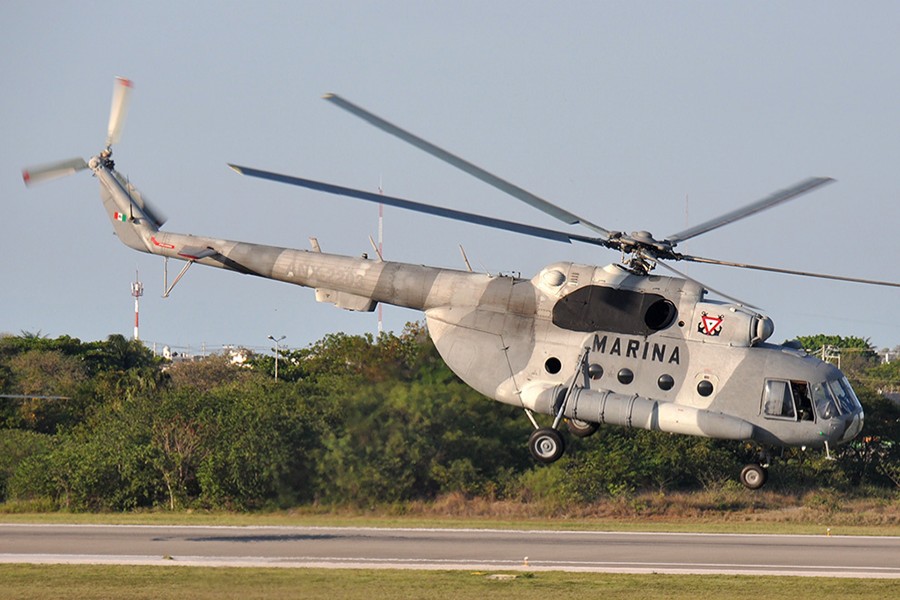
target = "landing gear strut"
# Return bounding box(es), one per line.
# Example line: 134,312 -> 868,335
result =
525,346 -> 593,464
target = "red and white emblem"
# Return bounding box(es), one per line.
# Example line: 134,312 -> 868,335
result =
698,313 -> 724,336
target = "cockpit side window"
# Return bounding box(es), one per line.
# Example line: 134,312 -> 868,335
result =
763,380 -> 817,421
791,381 -> 815,422
762,380 -> 796,419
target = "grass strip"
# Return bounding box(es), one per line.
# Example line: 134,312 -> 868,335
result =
1,565 -> 898,600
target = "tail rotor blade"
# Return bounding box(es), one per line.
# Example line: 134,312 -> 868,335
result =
139,195 -> 168,228
118,176 -> 168,227
106,77 -> 133,147
22,157 -> 88,186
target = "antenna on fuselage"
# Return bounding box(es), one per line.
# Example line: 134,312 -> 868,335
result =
378,177 -> 385,336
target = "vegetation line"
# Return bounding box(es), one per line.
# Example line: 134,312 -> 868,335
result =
1,327 -> 898,519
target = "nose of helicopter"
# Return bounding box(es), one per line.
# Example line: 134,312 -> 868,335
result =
840,409 -> 864,443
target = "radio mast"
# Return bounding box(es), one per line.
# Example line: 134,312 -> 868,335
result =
131,270 -> 143,341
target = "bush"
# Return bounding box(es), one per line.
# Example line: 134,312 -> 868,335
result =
0,429 -> 53,501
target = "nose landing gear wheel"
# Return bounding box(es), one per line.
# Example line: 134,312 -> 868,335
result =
528,427 -> 566,464
740,463 -> 768,489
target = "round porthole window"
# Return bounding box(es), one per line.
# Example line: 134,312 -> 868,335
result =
588,363 -> 604,380
617,368 -> 634,385
545,357 -> 562,374
658,374 -> 675,391
697,380 -> 714,397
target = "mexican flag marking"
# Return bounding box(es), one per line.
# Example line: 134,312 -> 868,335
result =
114,212 -> 128,222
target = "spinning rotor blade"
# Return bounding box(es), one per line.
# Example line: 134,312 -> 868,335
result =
143,201 -> 167,228
324,93 -> 613,238
106,77 -> 133,147
229,164 -> 610,248
22,157 -> 88,186
677,253 -> 900,288
657,261 -> 761,309
665,177 -> 835,244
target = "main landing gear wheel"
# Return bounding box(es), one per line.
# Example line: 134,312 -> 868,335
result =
528,427 -> 566,464
566,418 -> 599,438
739,464 -> 768,490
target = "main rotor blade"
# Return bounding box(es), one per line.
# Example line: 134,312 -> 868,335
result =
22,157 -> 88,186
679,253 -> 900,288
323,93 -> 613,238
229,164 -> 610,249
657,261 -> 761,309
665,177 -> 835,244
106,77 -> 133,147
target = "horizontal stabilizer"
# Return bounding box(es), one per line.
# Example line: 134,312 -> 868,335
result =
177,246 -> 218,261
315,288 -> 377,312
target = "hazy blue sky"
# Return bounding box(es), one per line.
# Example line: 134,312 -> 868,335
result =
2,1 -> 898,354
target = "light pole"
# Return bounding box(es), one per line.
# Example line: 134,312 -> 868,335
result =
267,335 -> 286,381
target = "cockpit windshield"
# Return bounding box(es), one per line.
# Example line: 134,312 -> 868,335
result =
764,376 -> 863,422
812,377 -> 862,418
811,381 -> 838,420
828,377 -> 862,415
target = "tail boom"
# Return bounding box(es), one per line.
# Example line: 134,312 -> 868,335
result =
93,159 -> 497,314
136,229 -> 491,313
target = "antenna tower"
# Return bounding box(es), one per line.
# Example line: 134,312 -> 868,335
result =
131,270 -> 143,341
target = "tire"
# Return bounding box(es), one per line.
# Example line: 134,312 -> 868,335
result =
566,418 -> 599,438
739,463 -> 768,490
528,427 -> 566,464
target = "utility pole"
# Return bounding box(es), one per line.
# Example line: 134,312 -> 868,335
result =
268,334 -> 286,381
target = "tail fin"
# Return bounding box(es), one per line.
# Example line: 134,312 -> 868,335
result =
99,168 -> 166,252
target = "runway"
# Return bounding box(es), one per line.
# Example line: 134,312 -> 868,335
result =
1,524 -> 898,578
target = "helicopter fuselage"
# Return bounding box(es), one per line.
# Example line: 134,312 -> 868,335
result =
99,159 -> 863,453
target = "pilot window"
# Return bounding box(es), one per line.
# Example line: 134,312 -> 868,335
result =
791,382 -> 814,421
762,380 -> 815,421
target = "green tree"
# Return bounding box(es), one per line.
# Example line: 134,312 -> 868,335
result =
0,429 -> 52,501
81,334 -> 160,375
836,386 -> 900,488
197,379 -> 335,509
165,354 -> 250,393
794,334 -> 878,374
3,350 -> 87,433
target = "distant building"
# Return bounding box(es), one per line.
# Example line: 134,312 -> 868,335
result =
224,346 -> 253,367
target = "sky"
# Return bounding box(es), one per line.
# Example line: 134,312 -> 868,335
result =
2,1 -> 899,355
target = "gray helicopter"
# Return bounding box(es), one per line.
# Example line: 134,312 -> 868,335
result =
24,78 -> 898,489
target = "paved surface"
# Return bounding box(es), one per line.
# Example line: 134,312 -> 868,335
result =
1,524 -> 899,577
